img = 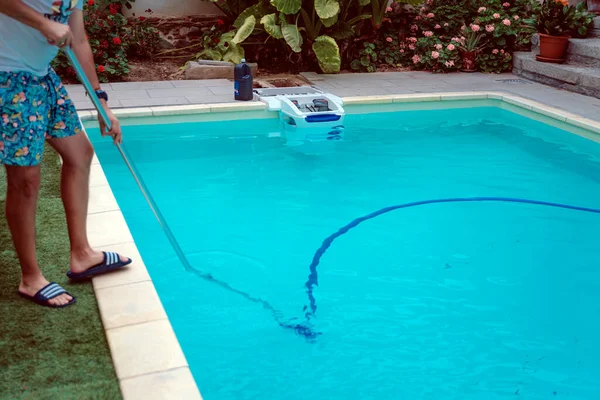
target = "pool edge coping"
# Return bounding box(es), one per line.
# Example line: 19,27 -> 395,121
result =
83,91 -> 600,400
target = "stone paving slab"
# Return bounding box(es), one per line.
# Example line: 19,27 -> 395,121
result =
69,73 -> 600,122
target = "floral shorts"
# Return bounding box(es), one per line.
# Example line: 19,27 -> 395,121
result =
0,68 -> 82,166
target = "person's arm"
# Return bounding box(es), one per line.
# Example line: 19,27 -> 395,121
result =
0,0 -> 73,46
69,9 -> 122,144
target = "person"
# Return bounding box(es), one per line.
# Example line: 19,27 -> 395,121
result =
1,0 -> 131,308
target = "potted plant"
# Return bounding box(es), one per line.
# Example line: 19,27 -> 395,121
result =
457,27 -> 487,72
568,2 -> 596,38
525,0 -> 576,63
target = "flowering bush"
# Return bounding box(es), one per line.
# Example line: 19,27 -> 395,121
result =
351,35 -> 411,72
412,36 -> 460,72
408,0 -> 537,73
125,9 -> 161,59
477,47 -> 513,72
52,0 -> 131,82
52,0 -> 159,82
83,0 -> 131,81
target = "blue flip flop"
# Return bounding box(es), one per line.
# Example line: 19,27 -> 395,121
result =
18,282 -> 76,308
67,251 -> 132,281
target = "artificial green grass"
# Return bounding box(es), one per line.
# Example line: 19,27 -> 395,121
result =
0,147 -> 121,400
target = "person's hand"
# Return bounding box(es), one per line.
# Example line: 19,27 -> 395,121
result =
99,101 -> 122,144
41,19 -> 73,48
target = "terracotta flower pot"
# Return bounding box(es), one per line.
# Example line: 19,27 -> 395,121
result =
460,51 -> 477,72
536,33 -> 570,63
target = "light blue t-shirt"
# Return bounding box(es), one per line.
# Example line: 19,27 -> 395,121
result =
0,0 -> 83,76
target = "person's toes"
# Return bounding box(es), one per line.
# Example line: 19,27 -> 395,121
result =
49,296 -> 61,306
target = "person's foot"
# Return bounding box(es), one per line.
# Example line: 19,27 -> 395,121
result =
69,248 -> 129,275
19,275 -> 73,307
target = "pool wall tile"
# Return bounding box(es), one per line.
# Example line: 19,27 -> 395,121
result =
209,101 -> 267,112
151,104 -> 211,116
92,242 -> 151,290
88,185 -> 120,214
343,95 -> 394,105
96,281 -> 168,330
106,320 -> 189,380
119,367 -> 203,400
87,211 -> 134,248
392,94 -> 442,103
113,107 -> 154,118
566,116 -> 600,134
439,92 -> 488,101
486,92 -> 504,100
89,164 -> 110,187
501,94 -> 535,110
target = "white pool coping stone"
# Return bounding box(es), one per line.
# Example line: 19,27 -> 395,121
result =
81,92 -> 600,400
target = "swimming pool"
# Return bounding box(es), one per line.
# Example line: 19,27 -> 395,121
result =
89,101 -> 600,399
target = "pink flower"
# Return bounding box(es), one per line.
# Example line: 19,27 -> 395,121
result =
415,16 -> 421,20
57,99 -> 65,105
501,49 -> 505,53
444,22 -> 449,27
386,6 -> 392,12
445,60 -> 455,67
427,0 -> 433,4
431,51 -> 440,59
503,2 -> 510,6
435,43 -> 443,50
424,31 -> 433,37
386,37 -> 393,42
412,55 -> 421,64
28,115 -> 36,122
486,24 -> 495,32
478,7 -> 487,12
0,141 -> 4,151
492,49 -> 499,54
461,25 -> 466,31
503,18 -> 511,26
470,24 -> 481,32
434,24 -> 441,29
514,15 -> 519,20
451,37 -> 460,42
409,44 -> 416,50
12,122 -> 18,128
400,49 -> 405,53
421,7 -> 427,12
409,37 -> 418,42
426,13 -> 434,18
447,43 -> 455,51
411,24 -> 418,31
493,13 -> 501,18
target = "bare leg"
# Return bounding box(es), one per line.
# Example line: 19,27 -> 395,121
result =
47,132 -> 127,273
5,165 -> 73,306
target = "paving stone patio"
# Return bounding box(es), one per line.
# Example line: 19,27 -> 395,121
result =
68,72 -> 600,122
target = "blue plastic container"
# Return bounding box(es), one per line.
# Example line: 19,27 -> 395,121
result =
234,59 -> 253,101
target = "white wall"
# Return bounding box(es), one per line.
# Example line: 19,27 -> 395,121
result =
125,0 -> 223,17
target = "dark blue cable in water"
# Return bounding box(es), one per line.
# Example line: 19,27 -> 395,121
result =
116,147 -> 600,340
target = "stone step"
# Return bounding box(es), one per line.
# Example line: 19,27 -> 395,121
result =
567,38 -> 600,66
513,51 -> 600,99
592,16 -> 600,38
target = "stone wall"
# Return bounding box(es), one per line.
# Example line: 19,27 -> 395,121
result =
133,15 -> 224,49
123,0 -> 222,17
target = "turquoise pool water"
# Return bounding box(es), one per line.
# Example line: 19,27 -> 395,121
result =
90,106 -> 600,399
